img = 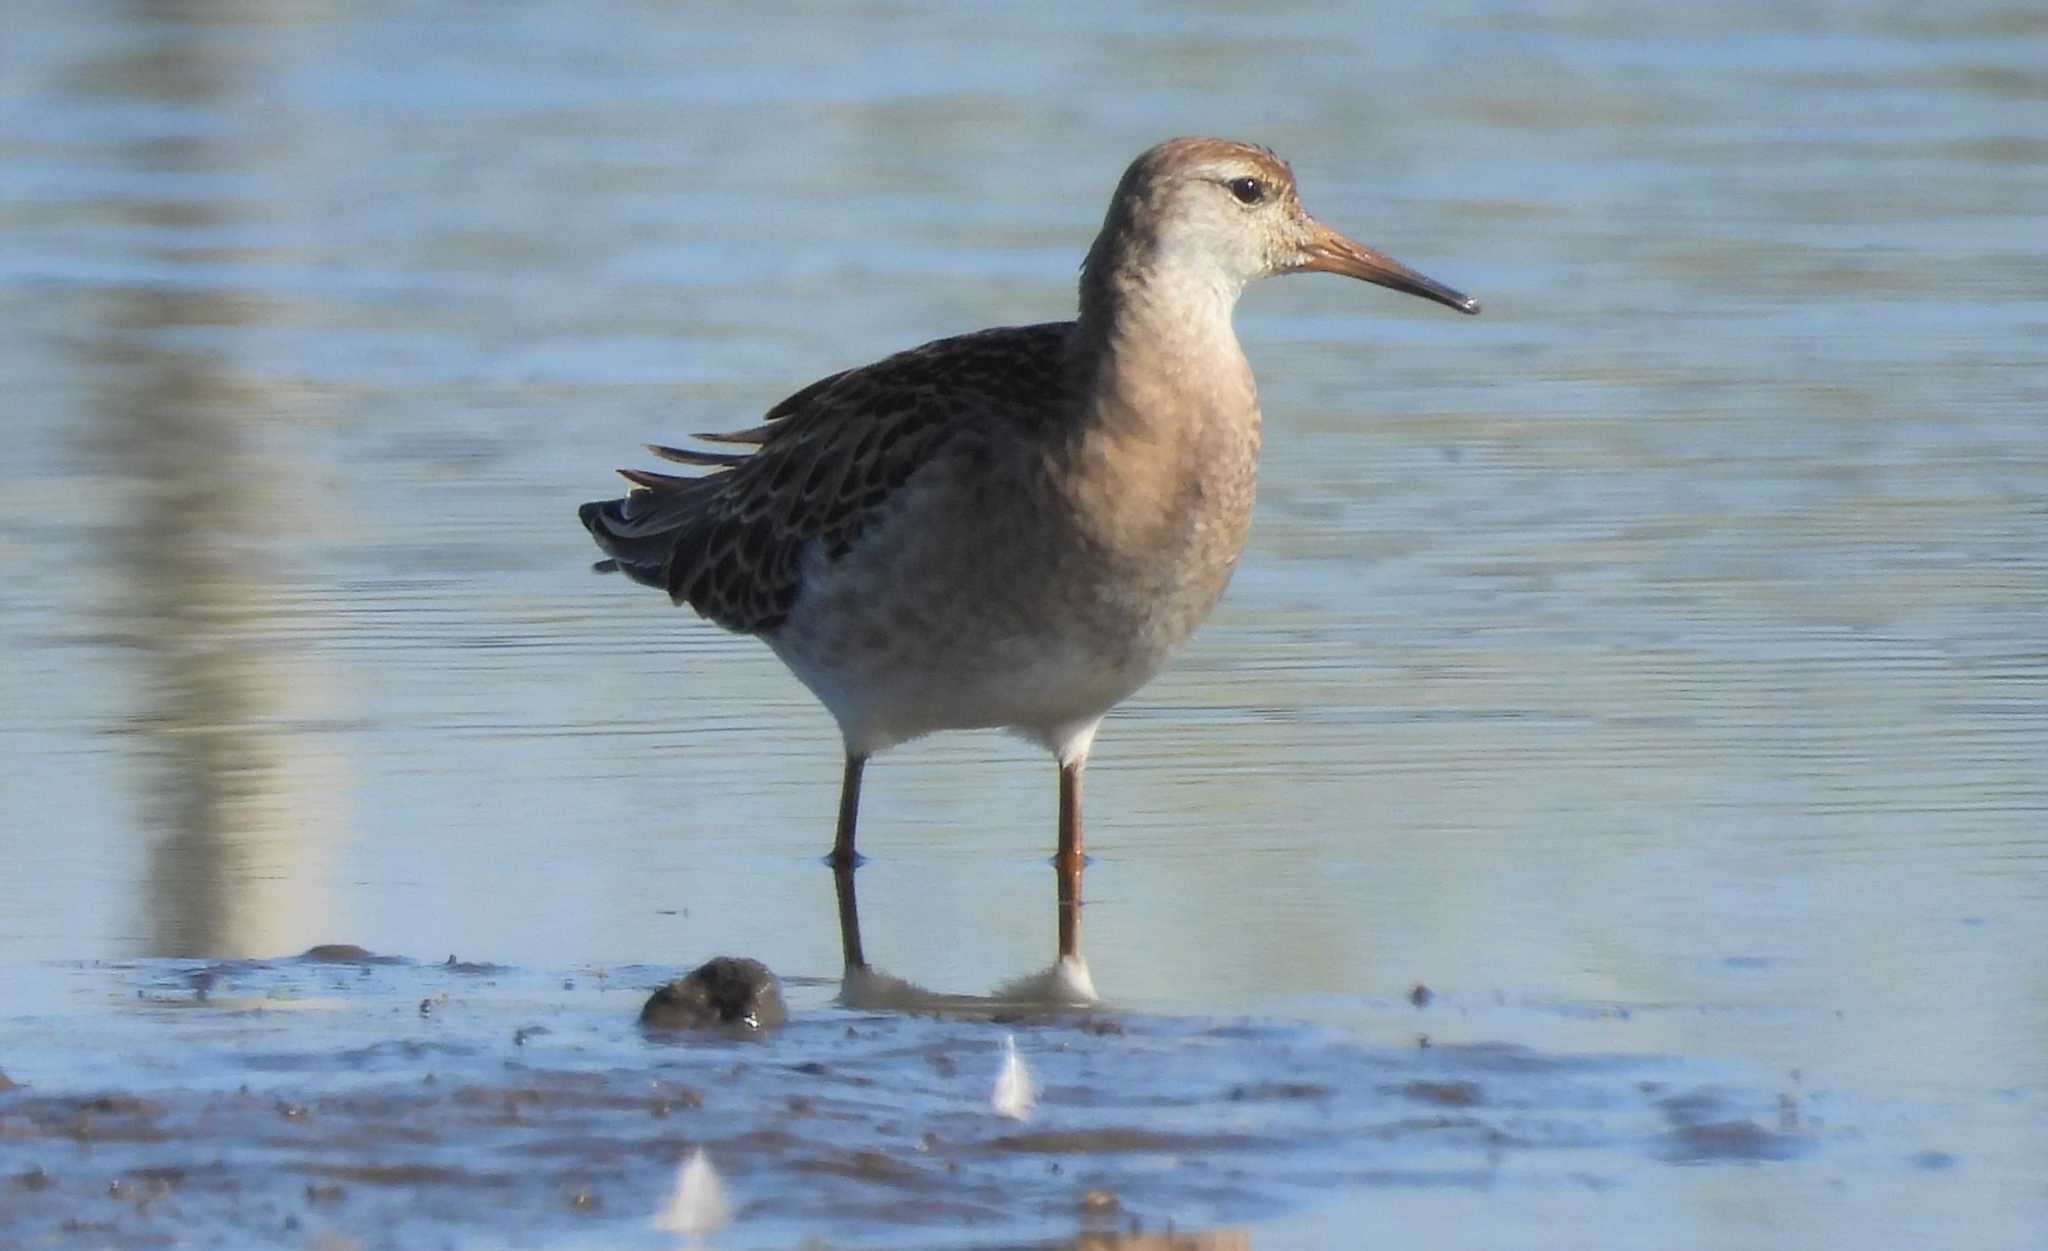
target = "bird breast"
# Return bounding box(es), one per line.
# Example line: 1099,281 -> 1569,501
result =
1051,381 -> 1263,666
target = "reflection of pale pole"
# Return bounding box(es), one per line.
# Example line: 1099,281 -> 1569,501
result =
79,15 -> 346,959
110,316 -> 348,960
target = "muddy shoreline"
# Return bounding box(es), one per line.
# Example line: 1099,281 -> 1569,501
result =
0,950 -> 1834,1250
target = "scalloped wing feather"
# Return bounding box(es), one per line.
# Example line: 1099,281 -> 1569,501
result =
580,322 -> 1071,635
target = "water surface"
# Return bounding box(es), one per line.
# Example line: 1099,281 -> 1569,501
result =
1,2 -> 2043,1247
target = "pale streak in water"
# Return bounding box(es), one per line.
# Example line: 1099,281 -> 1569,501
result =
992,1034 -> 1038,1121
652,1149 -> 731,1241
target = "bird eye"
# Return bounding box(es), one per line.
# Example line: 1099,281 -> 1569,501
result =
1227,177 -> 1266,206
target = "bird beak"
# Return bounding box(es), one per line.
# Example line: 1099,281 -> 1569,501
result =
1298,220 -> 1480,315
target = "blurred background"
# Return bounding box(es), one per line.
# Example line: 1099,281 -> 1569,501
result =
0,1 -> 2042,1246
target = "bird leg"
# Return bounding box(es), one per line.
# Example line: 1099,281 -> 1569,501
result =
830,755 -> 867,970
1055,760 -> 1084,961
831,862 -> 866,972
829,754 -> 866,868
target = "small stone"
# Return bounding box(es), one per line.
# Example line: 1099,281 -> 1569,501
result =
1079,1188 -> 1121,1214
1396,1079 -> 1480,1107
640,957 -> 788,1030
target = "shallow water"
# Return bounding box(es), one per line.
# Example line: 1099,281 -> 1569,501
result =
2,2 -> 2045,1248
0,951 -> 1870,1249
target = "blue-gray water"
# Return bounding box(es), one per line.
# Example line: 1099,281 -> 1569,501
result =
1,2 -> 2043,1248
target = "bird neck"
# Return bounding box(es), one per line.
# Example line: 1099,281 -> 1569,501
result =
1060,244 -> 1264,597
1074,239 -> 1253,422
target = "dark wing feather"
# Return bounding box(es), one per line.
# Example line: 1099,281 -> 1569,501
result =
645,444 -> 750,468
578,322 -> 1072,634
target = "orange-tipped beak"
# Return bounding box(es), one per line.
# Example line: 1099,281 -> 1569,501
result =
1300,221 -> 1480,315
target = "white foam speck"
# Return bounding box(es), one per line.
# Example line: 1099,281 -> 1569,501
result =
652,1148 -> 730,1240
991,1033 -> 1037,1121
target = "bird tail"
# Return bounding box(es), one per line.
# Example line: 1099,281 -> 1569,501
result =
578,498 -> 662,588
581,439 -> 762,593
578,471 -> 719,592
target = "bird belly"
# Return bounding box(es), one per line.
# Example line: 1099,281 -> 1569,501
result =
767,564 -> 1169,759
772,626 -> 1152,759
760,489 -> 1216,756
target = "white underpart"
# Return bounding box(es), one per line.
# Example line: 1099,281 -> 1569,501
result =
768,626 -> 1135,766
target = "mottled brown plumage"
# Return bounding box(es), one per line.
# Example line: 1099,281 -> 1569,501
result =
585,323 -> 1069,633
578,137 -> 1477,976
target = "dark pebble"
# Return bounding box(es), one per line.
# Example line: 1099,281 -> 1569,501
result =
640,957 -> 787,1031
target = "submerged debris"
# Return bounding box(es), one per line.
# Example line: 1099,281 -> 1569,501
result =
1077,1187 -> 1120,1214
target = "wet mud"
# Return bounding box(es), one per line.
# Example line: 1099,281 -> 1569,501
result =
0,953 -> 1839,1249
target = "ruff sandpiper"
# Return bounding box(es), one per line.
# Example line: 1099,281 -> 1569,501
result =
580,138 -> 1477,971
